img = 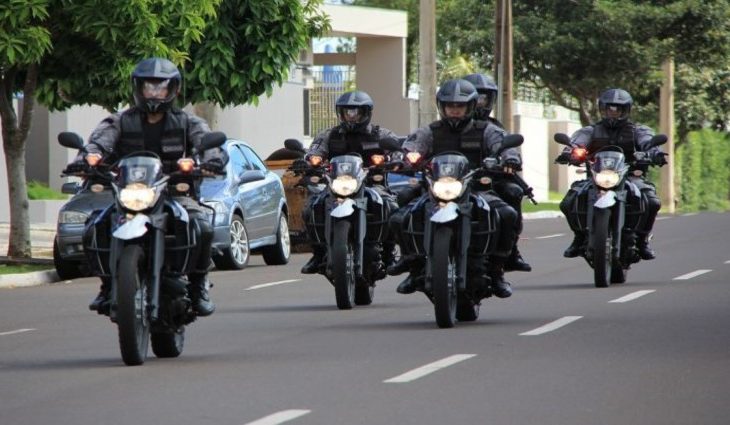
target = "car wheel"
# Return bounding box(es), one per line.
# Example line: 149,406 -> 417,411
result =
53,238 -> 83,280
262,213 -> 291,265
213,215 -> 249,270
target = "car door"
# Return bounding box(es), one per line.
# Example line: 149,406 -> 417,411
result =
240,145 -> 280,237
228,144 -> 265,241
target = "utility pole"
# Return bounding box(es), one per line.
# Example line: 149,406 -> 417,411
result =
659,58 -> 676,213
418,0 -> 437,126
494,0 -> 513,132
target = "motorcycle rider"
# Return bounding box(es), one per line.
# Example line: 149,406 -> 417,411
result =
464,73 -> 531,272
65,57 -> 226,317
559,88 -> 666,259
388,79 -> 518,298
299,90 -> 401,276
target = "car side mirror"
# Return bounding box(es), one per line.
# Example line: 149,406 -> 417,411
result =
61,182 -> 81,194
58,132 -> 84,150
238,169 -> 266,184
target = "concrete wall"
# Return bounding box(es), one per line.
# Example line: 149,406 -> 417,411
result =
548,120 -> 583,193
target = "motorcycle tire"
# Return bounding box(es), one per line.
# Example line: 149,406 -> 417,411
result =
151,329 -> 185,358
331,220 -> 355,310
432,226 -> 457,328
116,244 -> 150,366
592,208 -> 612,288
456,296 -> 480,322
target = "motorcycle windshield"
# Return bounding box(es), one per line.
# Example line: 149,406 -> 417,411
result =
329,155 -> 364,179
430,154 -> 470,180
117,156 -> 164,187
590,150 -> 625,173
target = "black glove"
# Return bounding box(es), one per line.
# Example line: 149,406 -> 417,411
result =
651,151 -> 667,166
503,157 -> 522,170
555,152 -> 571,164
63,160 -> 89,175
200,159 -> 225,174
291,159 -> 310,173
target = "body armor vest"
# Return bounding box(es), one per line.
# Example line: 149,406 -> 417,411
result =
591,121 -> 637,159
430,120 -> 487,168
119,108 -> 188,172
327,126 -> 382,166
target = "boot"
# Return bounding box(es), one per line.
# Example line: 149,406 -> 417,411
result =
505,247 -> 532,272
563,233 -> 586,258
381,242 -> 397,269
396,274 -> 424,294
387,254 -> 415,276
488,260 -> 513,299
187,275 -> 215,317
89,277 -> 111,312
301,245 -> 326,274
635,233 -> 656,260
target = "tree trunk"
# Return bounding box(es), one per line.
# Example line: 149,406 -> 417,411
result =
193,102 -> 219,129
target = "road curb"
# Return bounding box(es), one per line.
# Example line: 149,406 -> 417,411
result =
523,211 -> 564,220
0,270 -> 61,289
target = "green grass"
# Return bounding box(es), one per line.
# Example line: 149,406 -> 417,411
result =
0,264 -> 53,275
28,180 -> 68,200
522,199 -> 561,213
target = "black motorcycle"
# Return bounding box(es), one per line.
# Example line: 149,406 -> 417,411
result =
59,131 -> 226,366
399,134 -> 523,328
299,141 -> 400,309
554,133 -> 667,287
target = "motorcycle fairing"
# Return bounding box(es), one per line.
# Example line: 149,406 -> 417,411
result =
594,190 -> 617,209
331,198 -> 356,218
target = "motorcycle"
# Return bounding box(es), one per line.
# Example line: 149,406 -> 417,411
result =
59,131 -> 226,366
398,134 -> 523,328
554,132 -> 667,287
298,139 -> 401,309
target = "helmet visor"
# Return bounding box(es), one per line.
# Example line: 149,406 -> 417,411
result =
141,79 -> 171,100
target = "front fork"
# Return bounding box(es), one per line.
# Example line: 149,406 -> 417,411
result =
424,201 -> 472,292
587,189 -> 626,262
324,197 -> 367,278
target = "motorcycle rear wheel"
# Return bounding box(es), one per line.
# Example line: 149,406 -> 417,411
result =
331,220 -> 355,310
432,226 -> 457,328
116,244 -> 150,366
592,208 -> 612,288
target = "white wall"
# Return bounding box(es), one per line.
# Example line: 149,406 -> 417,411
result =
514,104 -> 550,202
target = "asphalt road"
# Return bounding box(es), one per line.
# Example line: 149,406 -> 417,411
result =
1,213 -> 729,425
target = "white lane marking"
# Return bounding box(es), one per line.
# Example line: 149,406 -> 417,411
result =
681,212 -> 698,217
520,316 -> 583,336
609,290 -> 656,303
673,270 -> 712,280
384,354 -> 477,383
245,279 -> 301,290
655,216 -> 671,221
724,261 -> 730,264
535,233 -> 565,240
0,328 -> 35,336
244,409 -> 311,425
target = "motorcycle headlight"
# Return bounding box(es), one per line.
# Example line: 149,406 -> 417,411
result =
203,201 -> 229,225
594,170 -> 620,189
331,175 -> 359,197
431,177 -> 463,201
58,210 -> 88,224
119,183 -> 158,211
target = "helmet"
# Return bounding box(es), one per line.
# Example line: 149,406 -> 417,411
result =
463,73 -> 498,120
131,57 -> 182,113
335,91 -> 374,132
436,79 -> 478,131
598,88 -> 632,128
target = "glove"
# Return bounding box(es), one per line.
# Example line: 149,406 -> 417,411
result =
291,159 -> 310,173
651,151 -> 667,166
63,160 -> 89,174
503,157 -> 522,170
200,159 -> 225,174
555,152 -> 571,164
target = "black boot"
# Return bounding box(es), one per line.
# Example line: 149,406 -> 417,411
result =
636,233 -> 656,260
381,242 -> 397,269
505,247 -> 532,272
563,234 -> 586,258
187,276 -> 215,317
488,260 -> 513,299
396,274 -> 425,294
387,254 -> 415,276
301,246 -> 326,274
89,277 -> 111,312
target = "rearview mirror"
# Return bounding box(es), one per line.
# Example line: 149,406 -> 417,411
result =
200,132 -> 227,151
284,138 -> 305,153
61,182 -> 80,194
553,133 -> 571,146
650,134 -> 667,148
379,137 -> 403,152
497,134 -> 524,154
58,132 -> 84,150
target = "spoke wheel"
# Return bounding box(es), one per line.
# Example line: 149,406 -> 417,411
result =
116,244 -> 150,366
432,227 -> 457,328
331,220 -> 355,310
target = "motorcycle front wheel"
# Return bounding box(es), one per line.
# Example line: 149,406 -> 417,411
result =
116,244 -> 150,366
331,220 -> 356,310
592,208 -> 612,288
432,226 -> 457,328
151,329 -> 185,358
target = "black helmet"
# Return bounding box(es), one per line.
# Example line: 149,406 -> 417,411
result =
436,79 -> 478,131
598,88 -> 632,128
131,57 -> 182,113
335,90 -> 374,132
463,73 -> 498,120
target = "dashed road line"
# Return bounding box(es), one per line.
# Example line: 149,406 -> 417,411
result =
609,290 -> 656,303
520,316 -> 583,336
0,328 -> 35,336
245,279 -> 301,290
534,233 -> 565,240
384,354 -> 477,383
243,409 -> 311,425
673,270 -> 712,280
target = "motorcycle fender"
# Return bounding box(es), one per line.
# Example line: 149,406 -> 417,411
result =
331,198 -> 356,218
431,202 -> 459,223
594,190 -> 617,209
626,180 -> 641,198
364,186 -> 383,205
112,214 -> 151,240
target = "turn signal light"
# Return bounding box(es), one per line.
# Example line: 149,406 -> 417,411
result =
406,152 -> 421,164
572,147 -> 587,161
370,154 -> 385,165
178,158 -> 194,173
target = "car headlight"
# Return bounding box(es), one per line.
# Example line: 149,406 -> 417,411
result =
58,210 -> 88,224
594,170 -> 620,189
431,177 -> 463,201
119,183 -> 157,211
330,175 -> 359,197
203,201 -> 229,225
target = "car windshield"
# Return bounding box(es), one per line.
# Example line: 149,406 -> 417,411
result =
117,156 -> 163,187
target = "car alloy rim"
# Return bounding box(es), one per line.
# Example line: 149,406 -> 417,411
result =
230,219 -> 249,264
280,217 -> 291,258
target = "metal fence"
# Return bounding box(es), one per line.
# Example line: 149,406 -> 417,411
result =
306,66 -> 356,137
